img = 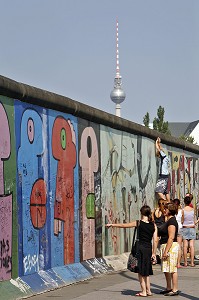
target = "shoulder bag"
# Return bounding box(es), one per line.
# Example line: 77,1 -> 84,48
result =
127,220 -> 140,272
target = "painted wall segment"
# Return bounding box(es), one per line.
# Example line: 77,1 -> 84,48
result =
78,120 -> 101,260
16,104 -> 49,276
0,100 -> 14,281
101,127 -> 157,256
49,110 -> 79,268
52,115 -> 77,265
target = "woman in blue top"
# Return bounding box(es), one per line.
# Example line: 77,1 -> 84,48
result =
155,137 -> 170,202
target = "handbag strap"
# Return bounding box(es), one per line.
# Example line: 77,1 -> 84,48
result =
131,220 -> 139,253
136,220 -> 140,241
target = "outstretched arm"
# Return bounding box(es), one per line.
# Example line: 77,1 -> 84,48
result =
106,220 -> 137,228
155,137 -> 162,156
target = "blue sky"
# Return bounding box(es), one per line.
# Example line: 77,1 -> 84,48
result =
0,0 -> 198,124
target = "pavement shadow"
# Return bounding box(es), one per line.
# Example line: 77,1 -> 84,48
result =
119,271 -> 199,299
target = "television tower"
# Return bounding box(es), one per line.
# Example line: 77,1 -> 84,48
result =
110,19 -> 126,117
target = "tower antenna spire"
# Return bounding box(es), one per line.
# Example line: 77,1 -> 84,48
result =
110,19 -> 126,117
116,18 -> 120,78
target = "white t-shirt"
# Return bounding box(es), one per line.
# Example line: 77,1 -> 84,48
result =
176,209 -> 183,229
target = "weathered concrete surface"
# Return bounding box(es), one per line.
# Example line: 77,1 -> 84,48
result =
2,243 -> 199,300
23,261 -> 199,300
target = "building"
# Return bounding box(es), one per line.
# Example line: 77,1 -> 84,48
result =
168,120 -> 199,145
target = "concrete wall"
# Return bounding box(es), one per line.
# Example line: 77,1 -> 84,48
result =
0,76 -> 199,298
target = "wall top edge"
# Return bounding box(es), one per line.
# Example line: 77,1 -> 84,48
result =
0,74 -> 199,154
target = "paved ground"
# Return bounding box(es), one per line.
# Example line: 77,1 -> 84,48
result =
29,259 -> 199,300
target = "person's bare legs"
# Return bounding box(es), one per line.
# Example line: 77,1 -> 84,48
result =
171,272 -> 178,292
145,276 -> 152,295
189,239 -> 195,266
164,272 -> 172,290
156,192 -> 166,200
138,273 -> 147,296
183,239 -> 188,266
177,235 -> 182,267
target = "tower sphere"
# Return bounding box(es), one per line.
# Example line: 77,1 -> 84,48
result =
110,87 -> 126,104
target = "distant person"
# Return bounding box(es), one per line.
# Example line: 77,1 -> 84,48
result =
152,198 -> 167,264
172,198 -> 183,268
152,198 -> 166,228
106,205 -> 158,297
184,193 -> 193,257
185,193 -> 193,208
155,137 -> 170,202
182,196 -> 198,267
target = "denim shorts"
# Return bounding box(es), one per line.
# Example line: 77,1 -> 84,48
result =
177,228 -> 183,237
182,227 -> 196,240
155,177 -> 169,194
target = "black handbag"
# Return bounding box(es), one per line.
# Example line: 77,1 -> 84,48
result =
127,220 -> 140,273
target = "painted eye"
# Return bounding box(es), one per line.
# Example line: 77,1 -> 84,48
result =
87,136 -> 92,158
27,118 -> 34,143
61,128 -> 66,150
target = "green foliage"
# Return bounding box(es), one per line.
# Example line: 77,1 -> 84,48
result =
143,112 -> 150,127
179,135 -> 196,144
143,105 -> 171,135
153,106 -> 171,135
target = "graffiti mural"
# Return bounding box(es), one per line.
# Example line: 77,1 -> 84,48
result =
101,127 -> 156,255
0,93 -> 198,283
16,104 -> 49,276
79,121 -> 100,260
49,111 -> 79,267
52,116 -> 76,264
0,102 -> 12,281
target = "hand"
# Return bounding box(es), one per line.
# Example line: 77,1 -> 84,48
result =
151,254 -> 157,264
106,224 -> 112,228
156,137 -> 161,143
162,251 -> 169,260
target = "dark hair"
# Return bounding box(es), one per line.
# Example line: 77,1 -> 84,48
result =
185,193 -> 193,200
184,196 -> 191,205
158,198 -> 166,206
164,202 -> 178,216
140,205 -> 152,222
172,198 -> 180,206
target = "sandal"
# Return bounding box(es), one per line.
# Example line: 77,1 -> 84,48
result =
159,289 -> 172,295
135,293 -> 147,297
164,290 -> 180,296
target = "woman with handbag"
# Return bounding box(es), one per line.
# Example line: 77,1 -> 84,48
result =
106,205 -> 158,297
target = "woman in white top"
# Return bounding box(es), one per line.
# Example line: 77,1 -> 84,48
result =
172,198 -> 183,268
182,196 -> 198,267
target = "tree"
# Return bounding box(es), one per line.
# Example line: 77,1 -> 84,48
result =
152,106 -> 171,135
179,135 -> 196,145
143,112 -> 150,127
